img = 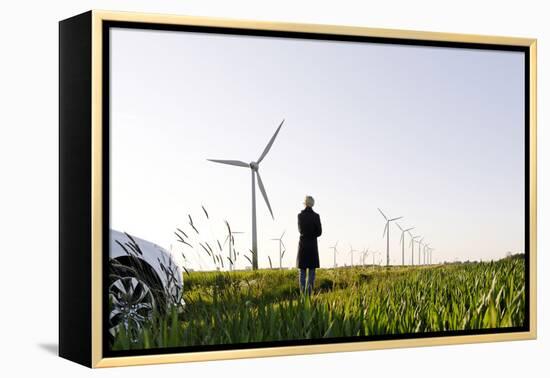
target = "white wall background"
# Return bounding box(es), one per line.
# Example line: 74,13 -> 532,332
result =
0,0 -> 547,376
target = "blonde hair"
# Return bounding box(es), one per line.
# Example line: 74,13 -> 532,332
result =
304,195 -> 315,207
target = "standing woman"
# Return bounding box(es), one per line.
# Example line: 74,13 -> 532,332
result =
296,195 -> 322,295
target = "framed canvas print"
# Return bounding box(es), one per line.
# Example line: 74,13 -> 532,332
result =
59,10 -> 537,368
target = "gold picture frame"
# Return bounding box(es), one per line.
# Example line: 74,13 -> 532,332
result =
59,9 -> 537,368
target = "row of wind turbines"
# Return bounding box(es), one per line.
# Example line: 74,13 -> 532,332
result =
378,207 -> 436,266
329,208 -> 436,268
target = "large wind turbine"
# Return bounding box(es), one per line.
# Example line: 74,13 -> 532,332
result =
270,230 -> 286,269
396,223 -> 414,266
378,208 -> 403,266
208,119 -> 285,270
329,241 -> 339,268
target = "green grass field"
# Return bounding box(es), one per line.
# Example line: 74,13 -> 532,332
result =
111,255 -> 525,350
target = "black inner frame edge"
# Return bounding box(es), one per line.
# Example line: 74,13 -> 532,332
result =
101,20 -> 531,358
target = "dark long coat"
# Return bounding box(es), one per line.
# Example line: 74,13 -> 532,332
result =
296,206 -> 322,269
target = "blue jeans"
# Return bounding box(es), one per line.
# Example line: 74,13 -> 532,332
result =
299,268 -> 316,295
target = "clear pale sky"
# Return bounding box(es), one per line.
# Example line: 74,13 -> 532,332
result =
109,27 -> 525,270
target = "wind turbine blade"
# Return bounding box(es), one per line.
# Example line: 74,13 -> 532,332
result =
400,233 -> 404,244
207,159 -> 249,168
281,230 -> 286,239
382,222 -> 388,238
257,119 -> 285,163
256,171 -> 274,219
377,208 -> 388,220
390,216 -> 403,222
281,240 -> 286,250
396,223 -> 404,231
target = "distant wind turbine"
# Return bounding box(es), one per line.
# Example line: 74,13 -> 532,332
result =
417,237 -> 424,265
223,229 -> 243,271
208,119 -> 285,270
396,223 -> 414,266
349,245 -> 358,267
409,232 -> 421,265
423,243 -> 430,265
270,230 -> 286,269
361,248 -> 370,266
329,241 -> 339,268
378,208 -> 403,266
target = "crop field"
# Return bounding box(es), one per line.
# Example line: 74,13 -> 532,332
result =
111,255 -> 525,351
